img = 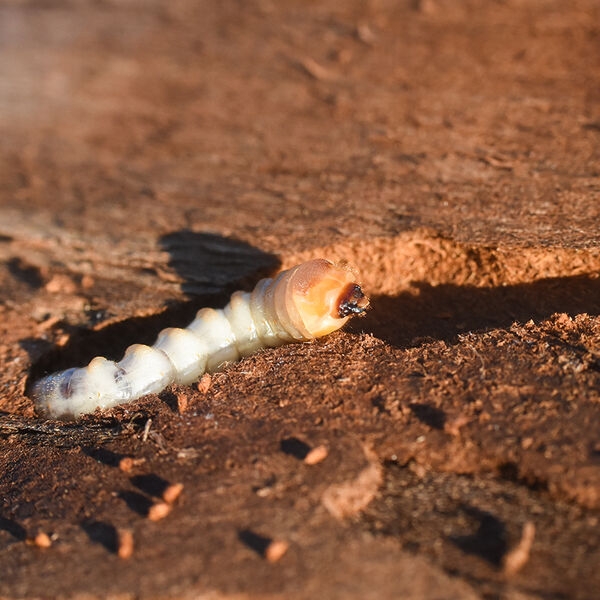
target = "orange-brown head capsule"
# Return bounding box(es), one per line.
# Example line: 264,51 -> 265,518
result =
285,259 -> 369,338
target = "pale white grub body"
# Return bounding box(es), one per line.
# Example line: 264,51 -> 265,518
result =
32,259 -> 369,419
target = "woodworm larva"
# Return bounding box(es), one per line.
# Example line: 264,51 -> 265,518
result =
32,259 -> 369,419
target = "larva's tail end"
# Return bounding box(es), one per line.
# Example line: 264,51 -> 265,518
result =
30,358 -> 133,420
290,259 -> 369,338
30,369 -> 79,420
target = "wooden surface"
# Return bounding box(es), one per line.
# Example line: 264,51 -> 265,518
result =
0,1 -> 599,598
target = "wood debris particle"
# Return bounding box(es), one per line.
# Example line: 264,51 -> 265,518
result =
142,418 -> 152,443
255,486 -> 272,498
38,315 -> 62,331
415,0 -> 437,14
334,48 -> 353,65
299,57 -> 336,82
444,414 -> 470,436
117,529 -> 134,559
480,153 -> 514,170
45,274 -> 77,294
196,373 -> 212,394
321,447 -> 383,520
81,274 -> 95,289
503,521 -> 536,576
176,391 -> 189,413
28,532 -> 52,549
147,501 -> 171,522
119,457 -> 135,472
177,447 -> 199,460
304,444 -> 328,465
118,457 -> 145,472
162,483 -> 184,505
265,539 -> 289,563
356,23 -> 376,45
521,437 -> 534,450
408,461 -> 427,479
56,333 -> 70,347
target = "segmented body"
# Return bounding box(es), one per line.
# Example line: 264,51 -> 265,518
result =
32,259 -> 368,419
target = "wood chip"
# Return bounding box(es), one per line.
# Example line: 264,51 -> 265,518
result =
117,529 -> 134,559
255,486 -> 272,498
142,418 -> 152,443
119,457 -> 135,472
356,23 -> 376,45
415,0 -> 437,14
118,456 -> 146,472
265,539 -> 289,563
38,315 -> 62,331
304,445 -> 328,465
503,521 -> 536,576
299,57 -> 336,82
196,373 -> 212,394
176,391 -> 189,413
162,482 -> 184,504
321,446 -> 383,520
56,333 -> 70,347
521,437 -> 534,450
30,532 -> 52,549
147,501 -> 171,521
444,414 -> 470,436
81,274 -> 95,289
45,274 -> 77,294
